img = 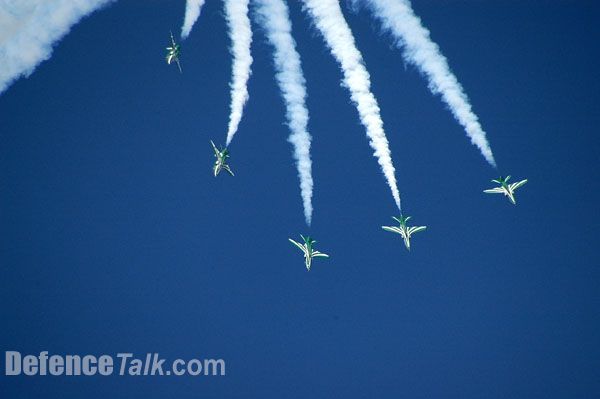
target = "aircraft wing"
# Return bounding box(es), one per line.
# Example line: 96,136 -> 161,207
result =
312,251 -> 329,258
223,164 -> 234,176
408,226 -> 427,235
289,238 -> 307,254
210,140 -> 220,156
166,53 -> 173,64
483,187 -> 504,194
509,179 -> 527,191
382,226 -> 403,234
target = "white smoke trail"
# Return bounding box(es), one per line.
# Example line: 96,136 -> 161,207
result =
254,0 -> 314,225
356,0 -> 496,167
0,0 -> 113,95
224,0 -> 253,146
302,0 -> 402,211
180,0 -> 205,40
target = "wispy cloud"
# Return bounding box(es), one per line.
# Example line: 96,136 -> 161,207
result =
224,0 -> 253,146
356,0 -> 496,166
255,0 -> 314,225
180,0 -> 205,40
303,0 -> 402,211
0,0 -> 113,95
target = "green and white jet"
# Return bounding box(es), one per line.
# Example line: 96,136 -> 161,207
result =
484,175 -> 527,205
211,140 -> 234,177
288,235 -> 329,271
166,31 -> 182,73
382,215 -> 427,251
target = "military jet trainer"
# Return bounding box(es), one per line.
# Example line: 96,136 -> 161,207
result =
288,235 -> 329,271
382,215 -> 426,251
210,140 -> 234,177
165,31 -> 182,73
484,175 -> 527,204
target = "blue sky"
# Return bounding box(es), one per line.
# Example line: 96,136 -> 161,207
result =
1,1 -> 599,397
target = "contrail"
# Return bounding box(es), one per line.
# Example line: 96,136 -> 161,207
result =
180,0 -> 205,40
355,0 -> 496,167
302,0 -> 402,211
0,0 -> 113,96
224,0 -> 253,146
254,0 -> 314,225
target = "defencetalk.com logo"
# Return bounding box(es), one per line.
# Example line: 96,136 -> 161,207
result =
4,351 -> 225,376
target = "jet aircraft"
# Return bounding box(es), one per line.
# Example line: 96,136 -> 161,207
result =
288,235 -> 329,271
483,176 -> 527,204
211,140 -> 234,177
166,31 -> 182,73
382,215 -> 426,251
